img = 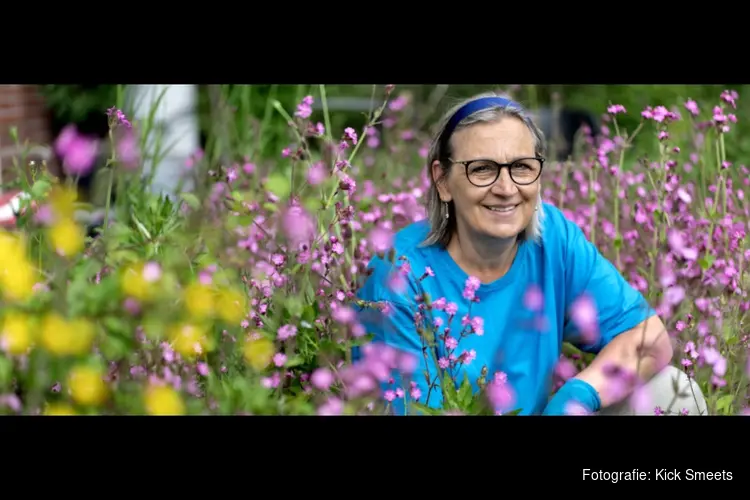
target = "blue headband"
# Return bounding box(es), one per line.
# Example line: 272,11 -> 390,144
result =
443,96 -> 523,139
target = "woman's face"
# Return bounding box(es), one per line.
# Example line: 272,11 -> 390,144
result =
432,116 -> 541,242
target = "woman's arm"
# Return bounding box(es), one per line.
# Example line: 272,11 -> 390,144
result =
545,210 -> 668,415
574,313 -> 674,407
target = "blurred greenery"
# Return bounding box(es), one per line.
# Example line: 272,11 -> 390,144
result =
37,84 -> 750,166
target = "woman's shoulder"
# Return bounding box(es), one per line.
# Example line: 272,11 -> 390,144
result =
538,201 -> 583,248
358,220 -> 432,302
392,218 -> 432,249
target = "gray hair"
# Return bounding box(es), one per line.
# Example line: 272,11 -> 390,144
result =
421,91 -> 547,248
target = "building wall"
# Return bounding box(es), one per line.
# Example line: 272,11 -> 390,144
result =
0,85 -> 54,191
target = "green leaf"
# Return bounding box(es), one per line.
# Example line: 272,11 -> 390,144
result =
302,305 -> 317,324
409,402 -> 441,416
31,179 -> 51,199
284,356 -> 305,368
442,372 -> 459,410
716,394 -> 734,414
285,296 -> 304,318
266,173 -> 291,199
467,393 -> 495,415
723,323 -> 737,342
131,213 -> 152,241
263,202 -> 279,213
613,234 -> 623,249
179,192 -> 201,210
102,316 -> 132,341
457,373 -> 474,409
303,196 -> 320,214
0,356 -> 12,389
699,255 -> 715,271
100,333 -> 131,360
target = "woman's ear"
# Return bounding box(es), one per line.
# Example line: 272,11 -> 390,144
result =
431,160 -> 452,202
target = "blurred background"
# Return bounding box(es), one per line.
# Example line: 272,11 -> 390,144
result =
2,84 -> 748,205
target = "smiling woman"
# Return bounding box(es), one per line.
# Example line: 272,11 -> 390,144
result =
354,92 -> 704,416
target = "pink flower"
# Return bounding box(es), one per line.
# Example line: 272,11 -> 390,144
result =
523,284 -> 544,311
61,133 -> 99,176
311,368 -> 334,390
295,96 -> 313,119
344,127 -> 358,145
487,373 -> 515,413
462,276 -> 481,301
368,226 -> 394,253
306,161 -> 326,185
409,381 -> 421,400
142,262 -> 161,282
569,294 -> 599,344
281,205 -> 316,248
317,397 -> 343,416
277,324 -> 297,341
629,384 -> 652,414
123,298 -> 141,316
273,353 -> 287,367
54,124 -> 77,157
554,357 -> 577,381
116,129 -> 140,170
684,99 -> 699,116
332,305 -> 356,324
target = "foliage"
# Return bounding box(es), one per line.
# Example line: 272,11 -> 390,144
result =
38,85 -> 118,125
0,85 -> 748,416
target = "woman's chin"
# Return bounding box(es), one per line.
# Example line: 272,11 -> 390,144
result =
476,223 -> 523,242
476,211 -> 526,238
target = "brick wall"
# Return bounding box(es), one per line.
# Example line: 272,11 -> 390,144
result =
0,85 -> 55,192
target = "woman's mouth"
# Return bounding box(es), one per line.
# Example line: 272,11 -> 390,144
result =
483,203 -> 519,215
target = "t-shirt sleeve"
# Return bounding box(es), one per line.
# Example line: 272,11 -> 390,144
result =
354,254 -> 444,415
559,212 -> 656,353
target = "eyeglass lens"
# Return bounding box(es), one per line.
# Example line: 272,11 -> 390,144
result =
467,158 -> 541,185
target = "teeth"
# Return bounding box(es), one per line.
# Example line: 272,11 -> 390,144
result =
487,205 -> 515,213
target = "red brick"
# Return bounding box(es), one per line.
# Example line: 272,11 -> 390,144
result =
0,85 -> 54,191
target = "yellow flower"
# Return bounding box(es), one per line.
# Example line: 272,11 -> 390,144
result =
48,185 -> 77,220
67,318 -> 96,354
121,262 -> 157,302
44,403 -> 76,415
0,260 -> 35,303
243,336 -> 275,371
216,287 -> 246,324
67,365 -> 108,406
0,233 -> 35,302
0,312 -> 32,355
144,384 -> 185,415
0,229 -> 28,256
40,313 -> 95,356
169,322 -> 212,359
183,282 -> 214,319
47,217 -> 84,257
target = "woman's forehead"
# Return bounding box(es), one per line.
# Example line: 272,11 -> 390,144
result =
450,118 -> 535,159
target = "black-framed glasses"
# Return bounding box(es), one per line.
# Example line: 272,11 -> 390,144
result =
448,156 -> 545,187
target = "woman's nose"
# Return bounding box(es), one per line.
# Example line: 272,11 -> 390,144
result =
490,168 -> 518,195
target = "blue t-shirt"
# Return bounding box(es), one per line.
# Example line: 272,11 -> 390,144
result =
353,202 -> 655,415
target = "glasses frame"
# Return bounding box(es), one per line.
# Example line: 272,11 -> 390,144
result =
448,156 -> 545,187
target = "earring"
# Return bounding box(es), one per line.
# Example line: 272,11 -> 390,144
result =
535,205 -> 538,212
444,201 -> 449,219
